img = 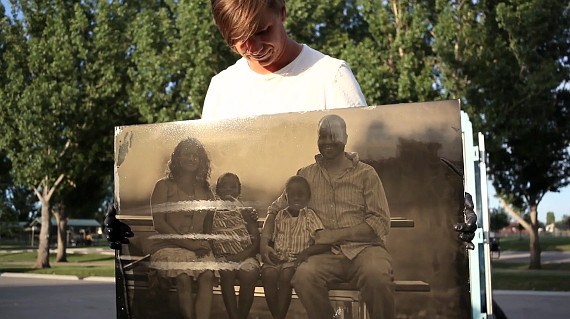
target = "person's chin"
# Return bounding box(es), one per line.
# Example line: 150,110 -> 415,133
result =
252,51 -> 277,66
320,148 -> 340,159
289,204 -> 304,211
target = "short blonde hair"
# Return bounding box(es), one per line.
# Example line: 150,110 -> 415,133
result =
211,0 -> 285,48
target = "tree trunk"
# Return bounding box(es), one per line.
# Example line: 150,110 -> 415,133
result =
34,197 -> 51,269
499,197 -> 541,269
32,175 -> 65,268
55,205 -> 68,262
528,203 -> 541,269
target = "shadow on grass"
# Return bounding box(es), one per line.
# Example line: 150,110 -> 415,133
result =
0,252 -> 32,258
492,271 -> 570,291
0,264 -> 115,278
492,262 -> 570,271
499,236 -> 570,252
68,255 -> 114,263
0,251 -> 114,264
0,267 -> 37,273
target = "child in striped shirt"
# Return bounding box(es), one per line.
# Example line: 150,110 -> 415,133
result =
211,173 -> 260,319
261,175 -> 330,319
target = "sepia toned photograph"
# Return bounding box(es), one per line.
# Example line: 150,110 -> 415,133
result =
114,100 -> 470,319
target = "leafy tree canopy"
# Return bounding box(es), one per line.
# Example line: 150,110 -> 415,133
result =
490,207 -> 511,232
1,0 -> 568,270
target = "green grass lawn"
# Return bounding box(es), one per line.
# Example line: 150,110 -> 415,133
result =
0,243 -> 109,250
492,262 -> 570,271
0,264 -> 115,278
2,238 -> 570,291
490,257 -> 570,291
498,236 -> 570,251
0,251 -> 115,278
0,251 -> 114,263
492,271 -> 570,291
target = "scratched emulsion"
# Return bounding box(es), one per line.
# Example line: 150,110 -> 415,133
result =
115,129 -> 134,168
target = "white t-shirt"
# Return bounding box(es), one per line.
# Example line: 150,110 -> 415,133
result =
202,44 -> 367,120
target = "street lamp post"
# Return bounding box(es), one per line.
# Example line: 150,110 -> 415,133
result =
31,226 -> 36,247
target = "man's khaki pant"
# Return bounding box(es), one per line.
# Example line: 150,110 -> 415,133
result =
292,246 -> 394,319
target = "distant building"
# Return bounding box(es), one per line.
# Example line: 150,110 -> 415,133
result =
496,222 -> 528,237
545,222 -> 570,236
28,218 -> 103,246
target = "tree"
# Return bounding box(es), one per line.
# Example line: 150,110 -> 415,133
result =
1,1 -> 85,267
0,0 -> 137,267
126,0 -> 234,122
0,0 -> 231,266
546,212 -> 555,225
286,0 -> 442,105
47,0 -> 134,263
0,151 -> 39,239
2,0 -> 567,273
557,215 -> 570,230
287,0 -> 568,270
434,0 -> 570,269
489,207 -> 510,232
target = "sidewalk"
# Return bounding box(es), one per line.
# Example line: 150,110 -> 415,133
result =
491,250 -> 570,317
495,251 -> 570,264
3,249 -> 569,318
493,290 -> 570,318
0,246 -> 115,255
0,271 -> 115,282
2,271 -> 569,318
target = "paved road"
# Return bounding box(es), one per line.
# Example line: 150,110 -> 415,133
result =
494,290 -> 570,319
494,251 -> 570,264
1,250 -> 569,318
2,274 -> 569,319
492,250 -> 570,318
0,274 -> 115,319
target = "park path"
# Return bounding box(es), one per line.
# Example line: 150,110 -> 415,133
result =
493,251 -> 570,264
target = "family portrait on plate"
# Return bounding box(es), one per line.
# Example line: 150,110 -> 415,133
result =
114,101 -> 470,319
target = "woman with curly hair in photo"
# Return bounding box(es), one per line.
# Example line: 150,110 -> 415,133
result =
148,137 -> 216,319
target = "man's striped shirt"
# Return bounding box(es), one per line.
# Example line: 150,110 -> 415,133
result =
269,152 -> 390,260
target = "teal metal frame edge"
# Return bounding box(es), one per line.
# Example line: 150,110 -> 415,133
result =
461,111 -> 495,319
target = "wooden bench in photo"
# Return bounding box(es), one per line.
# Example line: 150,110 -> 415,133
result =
117,214 -> 429,319
120,261 -> 429,319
